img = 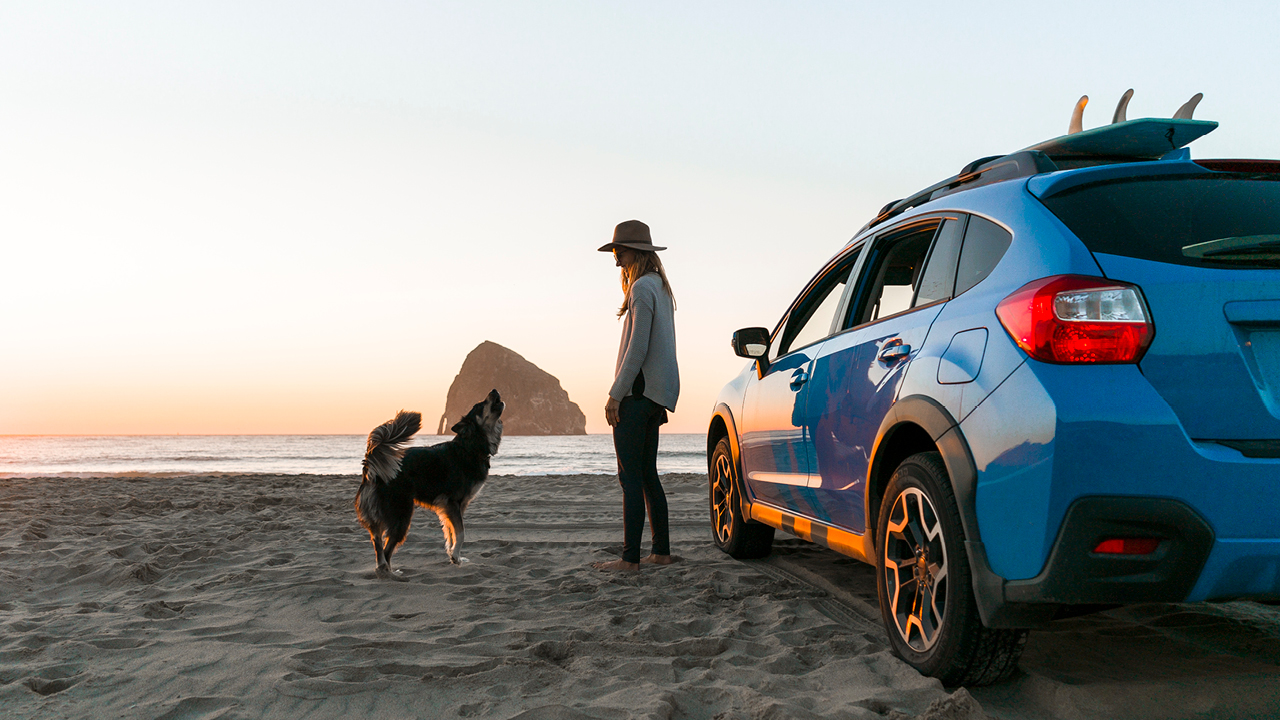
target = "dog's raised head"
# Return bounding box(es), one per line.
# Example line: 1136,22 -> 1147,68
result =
451,389 -> 504,455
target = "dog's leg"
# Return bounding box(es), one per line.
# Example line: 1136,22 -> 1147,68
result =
369,530 -> 388,573
432,507 -> 456,563
380,521 -> 411,581
442,502 -> 467,565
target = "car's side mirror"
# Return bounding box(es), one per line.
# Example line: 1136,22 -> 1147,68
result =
732,327 -> 771,359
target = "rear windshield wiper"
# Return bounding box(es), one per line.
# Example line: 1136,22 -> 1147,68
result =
1182,235 -> 1280,267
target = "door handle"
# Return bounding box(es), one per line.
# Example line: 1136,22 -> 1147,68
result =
789,370 -> 809,390
879,343 -> 911,363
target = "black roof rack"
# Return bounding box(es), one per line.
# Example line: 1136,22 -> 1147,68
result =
857,151 -> 1058,235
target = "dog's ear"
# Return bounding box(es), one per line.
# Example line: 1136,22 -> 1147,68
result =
450,420 -> 466,434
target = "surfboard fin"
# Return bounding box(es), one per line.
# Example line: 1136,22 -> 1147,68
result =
1174,93 -> 1203,120
1112,89 -> 1134,124
1068,95 -> 1088,134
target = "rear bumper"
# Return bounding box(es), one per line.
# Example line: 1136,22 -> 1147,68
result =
958,360 -> 1280,625
1002,496 -> 1214,605
965,496 -> 1220,628
969,500 -> 1280,627
1189,539 -> 1280,601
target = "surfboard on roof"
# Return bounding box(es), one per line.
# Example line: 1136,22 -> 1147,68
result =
1024,90 -> 1217,160
859,89 -> 1219,234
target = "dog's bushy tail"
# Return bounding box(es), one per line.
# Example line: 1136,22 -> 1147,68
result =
364,410 -> 422,483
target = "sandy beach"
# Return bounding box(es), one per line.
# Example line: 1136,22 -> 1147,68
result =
2,472 -> 1279,720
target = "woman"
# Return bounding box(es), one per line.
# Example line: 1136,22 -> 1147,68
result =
593,219 -> 680,572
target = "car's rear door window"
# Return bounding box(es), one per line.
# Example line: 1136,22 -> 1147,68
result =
846,220 -> 942,328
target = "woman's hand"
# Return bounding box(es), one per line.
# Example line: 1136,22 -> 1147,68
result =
605,397 -> 621,427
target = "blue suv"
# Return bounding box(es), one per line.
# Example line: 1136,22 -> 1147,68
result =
706,94 -> 1280,685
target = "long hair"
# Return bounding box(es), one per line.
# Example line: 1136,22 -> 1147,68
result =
618,250 -> 676,318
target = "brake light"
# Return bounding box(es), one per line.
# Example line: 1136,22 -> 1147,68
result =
1093,537 -> 1161,555
996,275 -> 1154,364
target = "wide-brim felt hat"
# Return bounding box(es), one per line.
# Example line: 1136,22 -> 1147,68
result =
598,219 -> 666,252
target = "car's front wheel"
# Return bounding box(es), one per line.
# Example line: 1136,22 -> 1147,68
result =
876,451 -> 1027,686
709,436 -> 774,559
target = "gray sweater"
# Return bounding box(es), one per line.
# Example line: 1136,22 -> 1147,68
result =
610,273 -> 680,411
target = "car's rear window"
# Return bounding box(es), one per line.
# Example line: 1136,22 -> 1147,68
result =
1040,175 -> 1280,268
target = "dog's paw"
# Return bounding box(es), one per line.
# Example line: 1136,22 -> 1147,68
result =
449,556 -> 470,565
375,565 -> 406,580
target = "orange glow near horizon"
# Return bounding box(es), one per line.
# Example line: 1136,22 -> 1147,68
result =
0,364 -> 722,435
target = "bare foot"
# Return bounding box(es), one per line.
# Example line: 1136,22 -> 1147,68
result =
640,554 -> 681,566
592,559 -> 640,572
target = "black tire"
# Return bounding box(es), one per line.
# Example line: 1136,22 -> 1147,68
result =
875,451 -> 1028,686
709,436 -> 774,559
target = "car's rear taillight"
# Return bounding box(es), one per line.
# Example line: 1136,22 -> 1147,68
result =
996,275 -> 1154,364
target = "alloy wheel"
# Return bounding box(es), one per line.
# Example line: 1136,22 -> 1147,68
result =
883,487 -> 949,652
711,450 -> 735,546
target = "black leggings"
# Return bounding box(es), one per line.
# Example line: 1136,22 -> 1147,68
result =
613,391 -> 670,564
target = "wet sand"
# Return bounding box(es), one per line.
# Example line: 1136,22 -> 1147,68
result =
1,473 -> 1277,719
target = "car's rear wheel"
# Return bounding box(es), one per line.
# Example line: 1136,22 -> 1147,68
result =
876,451 -> 1027,686
709,436 -> 774,559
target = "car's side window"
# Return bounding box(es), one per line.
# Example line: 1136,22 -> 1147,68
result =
912,216 -> 966,307
846,222 -> 941,328
773,251 -> 859,358
954,216 -> 1013,295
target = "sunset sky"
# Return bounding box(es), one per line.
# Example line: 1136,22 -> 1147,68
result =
3,1 -> 1278,435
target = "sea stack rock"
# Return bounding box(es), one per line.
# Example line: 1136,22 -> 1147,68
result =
438,341 -> 587,436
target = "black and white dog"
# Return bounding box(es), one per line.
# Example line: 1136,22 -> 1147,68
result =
354,389 -> 504,577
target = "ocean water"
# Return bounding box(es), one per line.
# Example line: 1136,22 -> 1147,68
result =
0,433 -> 709,478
